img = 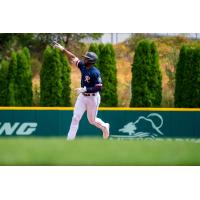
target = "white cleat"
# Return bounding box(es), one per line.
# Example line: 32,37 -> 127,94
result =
103,123 -> 110,139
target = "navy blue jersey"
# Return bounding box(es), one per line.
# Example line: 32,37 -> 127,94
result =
77,60 -> 102,93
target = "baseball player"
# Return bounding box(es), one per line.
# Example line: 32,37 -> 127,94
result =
52,41 -> 110,140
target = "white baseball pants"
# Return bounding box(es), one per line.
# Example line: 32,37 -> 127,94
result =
67,92 -> 107,140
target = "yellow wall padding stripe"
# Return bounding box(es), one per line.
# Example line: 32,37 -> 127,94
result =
0,107 -> 200,111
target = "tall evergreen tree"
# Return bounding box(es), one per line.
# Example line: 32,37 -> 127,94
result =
130,39 -> 162,107
175,45 -> 200,107
23,47 -> 31,65
98,43 -> 118,106
40,46 -> 63,106
16,48 -> 33,106
175,45 -> 189,107
191,47 -> 200,107
59,51 -> 71,106
7,52 -> 18,106
0,60 -> 9,105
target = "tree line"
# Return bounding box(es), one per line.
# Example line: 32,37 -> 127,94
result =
0,39 -> 200,107
0,43 -> 118,107
0,33 -> 103,60
0,48 -> 32,106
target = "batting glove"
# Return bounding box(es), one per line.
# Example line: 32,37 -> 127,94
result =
75,86 -> 87,95
52,41 -> 65,51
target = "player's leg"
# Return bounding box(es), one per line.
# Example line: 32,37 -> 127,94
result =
67,94 -> 86,140
86,93 -> 110,139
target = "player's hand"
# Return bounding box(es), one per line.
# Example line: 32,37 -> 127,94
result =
52,41 -> 65,51
75,87 -> 86,95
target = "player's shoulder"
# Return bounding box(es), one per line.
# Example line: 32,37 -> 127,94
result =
78,60 -> 85,67
92,66 -> 100,74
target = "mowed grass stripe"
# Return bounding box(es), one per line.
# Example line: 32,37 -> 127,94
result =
0,137 -> 200,166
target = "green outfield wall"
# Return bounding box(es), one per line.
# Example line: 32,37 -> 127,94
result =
0,107 -> 200,138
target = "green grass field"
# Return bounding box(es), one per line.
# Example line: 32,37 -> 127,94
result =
0,137 -> 200,166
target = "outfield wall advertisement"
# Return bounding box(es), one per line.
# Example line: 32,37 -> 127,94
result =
0,107 -> 200,138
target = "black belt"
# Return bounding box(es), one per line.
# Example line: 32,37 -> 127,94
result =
83,93 -> 96,96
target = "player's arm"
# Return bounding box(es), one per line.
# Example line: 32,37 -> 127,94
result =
63,49 -> 76,59
76,82 -> 102,95
86,83 -> 103,93
52,41 -> 80,65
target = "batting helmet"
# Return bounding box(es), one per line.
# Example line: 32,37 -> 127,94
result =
83,52 -> 98,64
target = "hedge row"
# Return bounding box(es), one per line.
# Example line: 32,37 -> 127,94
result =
1,41 -> 199,108
0,47 -> 32,106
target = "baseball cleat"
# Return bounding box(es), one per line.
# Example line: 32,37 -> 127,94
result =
103,123 -> 110,139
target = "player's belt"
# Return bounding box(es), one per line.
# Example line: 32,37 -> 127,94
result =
83,93 -> 96,96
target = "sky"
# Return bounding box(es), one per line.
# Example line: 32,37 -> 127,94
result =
99,33 -> 200,44
100,33 -> 131,43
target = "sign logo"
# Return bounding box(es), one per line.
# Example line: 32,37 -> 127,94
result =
111,113 -> 164,139
0,122 -> 38,136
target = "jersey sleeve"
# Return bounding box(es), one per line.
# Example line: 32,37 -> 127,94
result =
77,60 -> 84,70
71,57 -> 84,70
94,72 -> 103,86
